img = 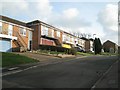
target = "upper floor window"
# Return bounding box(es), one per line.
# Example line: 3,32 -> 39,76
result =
20,28 -> 26,36
8,24 -> 13,36
51,29 -> 54,37
57,31 -> 60,37
68,35 -> 70,42
71,37 -> 74,42
41,25 -> 48,36
0,22 -> 2,33
62,34 -> 66,41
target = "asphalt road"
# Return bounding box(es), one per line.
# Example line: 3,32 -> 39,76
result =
2,56 -> 118,88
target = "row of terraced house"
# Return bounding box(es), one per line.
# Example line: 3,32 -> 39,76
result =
0,15 -> 94,52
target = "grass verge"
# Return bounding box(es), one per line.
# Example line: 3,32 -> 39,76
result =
1,52 -> 39,67
77,52 -> 94,56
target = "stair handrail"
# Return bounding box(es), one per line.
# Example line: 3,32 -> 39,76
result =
15,31 -> 27,48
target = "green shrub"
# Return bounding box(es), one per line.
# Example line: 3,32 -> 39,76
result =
39,45 -> 78,55
70,48 -> 77,55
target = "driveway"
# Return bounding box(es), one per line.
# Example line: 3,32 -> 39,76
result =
15,52 -> 60,62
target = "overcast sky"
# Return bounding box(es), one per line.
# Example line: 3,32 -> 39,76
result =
0,0 -> 119,45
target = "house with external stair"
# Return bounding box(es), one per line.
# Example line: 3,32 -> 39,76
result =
0,15 -> 94,52
0,15 -> 33,52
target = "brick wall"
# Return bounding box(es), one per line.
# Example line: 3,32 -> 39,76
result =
103,41 -> 116,53
1,21 -> 31,51
31,25 -> 40,50
85,40 -> 90,52
54,30 -> 63,44
2,22 -> 8,35
12,25 -> 29,50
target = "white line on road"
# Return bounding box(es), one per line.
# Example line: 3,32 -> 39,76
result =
8,67 -> 19,71
1,70 -> 23,77
91,60 -> 118,89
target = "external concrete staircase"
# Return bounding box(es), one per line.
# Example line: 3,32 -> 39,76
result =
13,32 -> 27,52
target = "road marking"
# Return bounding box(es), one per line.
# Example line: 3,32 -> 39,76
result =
1,56 -> 96,76
1,61 -> 63,77
8,67 -> 19,71
2,56 -> 117,77
2,70 -> 23,76
76,56 -> 87,59
91,60 -> 118,89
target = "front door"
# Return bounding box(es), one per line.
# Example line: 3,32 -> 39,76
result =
28,31 -> 32,50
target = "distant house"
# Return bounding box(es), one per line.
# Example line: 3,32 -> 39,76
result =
103,40 -> 118,53
0,15 -> 33,52
80,37 -> 94,52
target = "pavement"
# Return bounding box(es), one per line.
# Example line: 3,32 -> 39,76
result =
92,59 -> 119,88
15,52 -> 76,60
2,55 -> 118,88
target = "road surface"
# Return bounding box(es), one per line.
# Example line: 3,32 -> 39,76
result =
2,55 -> 118,88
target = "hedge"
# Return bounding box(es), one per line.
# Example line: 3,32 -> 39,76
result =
39,45 -> 76,55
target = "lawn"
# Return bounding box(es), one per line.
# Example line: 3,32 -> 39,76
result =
77,52 -> 94,56
1,52 -> 38,67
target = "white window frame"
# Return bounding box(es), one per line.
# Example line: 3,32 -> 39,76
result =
62,34 -> 66,41
71,37 -> 74,43
20,28 -> 26,36
68,35 -> 70,42
8,24 -> 13,36
0,22 -> 2,33
57,31 -> 60,37
51,29 -> 54,38
41,25 -> 48,36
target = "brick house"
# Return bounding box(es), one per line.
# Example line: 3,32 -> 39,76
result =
80,37 -> 94,52
26,20 -> 63,50
0,15 -> 33,52
62,31 -> 77,49
0,15 -> 94,52
27,20 -> 83,50
103,40 -> 118,53
27,20 -> 90,51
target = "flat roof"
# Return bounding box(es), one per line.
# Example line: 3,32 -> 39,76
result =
0,15 -> 26,27
27,20 -> 85,38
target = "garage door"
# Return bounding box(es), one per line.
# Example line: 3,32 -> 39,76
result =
0,39 -> 12,52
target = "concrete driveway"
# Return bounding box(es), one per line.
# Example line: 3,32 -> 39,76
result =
15,52 -> 60,61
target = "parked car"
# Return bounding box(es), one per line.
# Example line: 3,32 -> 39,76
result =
74,46 -> 86,52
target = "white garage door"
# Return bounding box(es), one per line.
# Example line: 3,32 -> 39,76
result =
0,39 -> 12,52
